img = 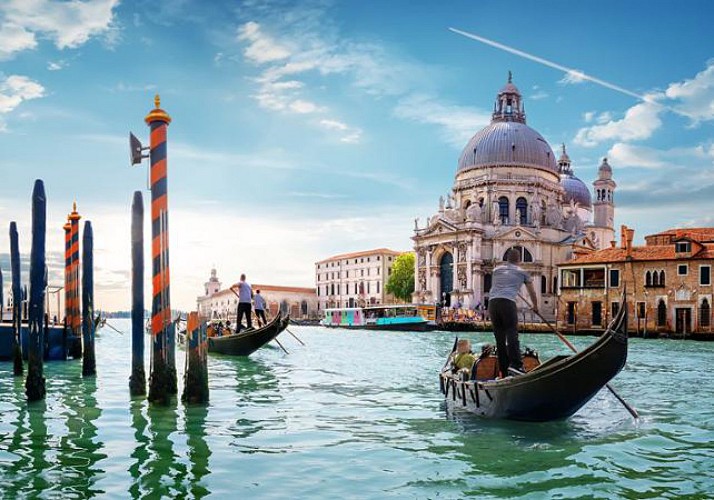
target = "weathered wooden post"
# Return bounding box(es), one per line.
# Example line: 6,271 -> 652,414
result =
68,203 -> 82,357
145,95 -> 177,403
25,179 -> 47,401
10,222 -> 23,375
182,311 -> 209,404
1,267 -> 3,323
129,191 -> 146,396
82,221 -> 96,377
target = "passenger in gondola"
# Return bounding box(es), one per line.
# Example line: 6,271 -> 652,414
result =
488,248 -> 538,377
452,339 -> 476,374
254,289 -> 267,327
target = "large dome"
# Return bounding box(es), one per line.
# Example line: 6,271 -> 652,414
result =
457,121 -> 558,173
561,174 -> 592,209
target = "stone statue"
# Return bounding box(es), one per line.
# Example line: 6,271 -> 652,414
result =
546,204 -> 562,227
492,200 -> 501,226
515,208 -> 522,226
466,202 -> 481,222
438,195 -> 444,211
414,217 -> 419,231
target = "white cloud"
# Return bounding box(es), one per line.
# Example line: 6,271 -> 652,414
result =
606,143 -> 667,169
665,60 -> 714,124
289,99 -> 323,114
47,60 -> 66,71
583,111 -> 595,123
317,118 -> 362,143
0,22 -> 36,59
393,94 -> 490,148
573,95 -> 663,147
0,0 -> 120,55
237,21 -> 291,64
0,75 -> 45,115
559,69 -> 587,85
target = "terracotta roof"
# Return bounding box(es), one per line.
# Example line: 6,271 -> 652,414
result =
317,248 -> 403,264
647,227 -> 714,242
566,243 -> 714,265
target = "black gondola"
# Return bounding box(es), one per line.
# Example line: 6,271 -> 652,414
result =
439,297 -> 629,422
207,314 -> 290,356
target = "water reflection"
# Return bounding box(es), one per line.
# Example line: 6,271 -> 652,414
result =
185,405 -> 211,498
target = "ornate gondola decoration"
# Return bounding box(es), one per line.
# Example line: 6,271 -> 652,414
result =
207,314 -> 290,356
439,297 -> 630,421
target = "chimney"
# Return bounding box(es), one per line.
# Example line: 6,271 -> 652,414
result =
626,228 -> 635,257
610,240 -> 616,248
620,225 -> 628,249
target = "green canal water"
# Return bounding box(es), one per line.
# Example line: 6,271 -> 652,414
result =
1,320 -> 713,499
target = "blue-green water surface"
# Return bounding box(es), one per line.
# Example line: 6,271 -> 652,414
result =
1,321 -> 713,499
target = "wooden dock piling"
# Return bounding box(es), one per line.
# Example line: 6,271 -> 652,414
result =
182,312 -> 208,405
82,221 -> 96,377
129,191 -> 146,396
9,222 -> 23,375
25,179 -> 47,401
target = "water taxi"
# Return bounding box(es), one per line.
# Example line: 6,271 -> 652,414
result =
321,304 -> 437,331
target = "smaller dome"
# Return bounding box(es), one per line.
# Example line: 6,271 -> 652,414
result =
598,157 -> 612,180
561,174 -> 592,209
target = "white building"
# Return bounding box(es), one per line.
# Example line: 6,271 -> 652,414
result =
315,248 -> 403,311
197,269 -> 318,320
412,75 -> 616,319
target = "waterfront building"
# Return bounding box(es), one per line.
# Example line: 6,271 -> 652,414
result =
412,74 -> 616,319
558,226 -> 714,336
315,248 -> 403,311
197,269 -> 318,321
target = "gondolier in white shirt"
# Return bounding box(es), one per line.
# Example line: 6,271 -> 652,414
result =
233,274 -> 253,331
254,289 -> 267,327
488,248 -> 538,377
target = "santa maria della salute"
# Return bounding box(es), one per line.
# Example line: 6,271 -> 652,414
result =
412,74 -> 617,320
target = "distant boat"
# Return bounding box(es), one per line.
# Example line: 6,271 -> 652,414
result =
321,304 -> 437,332
207,314 -> 290,356
439,297 -> 629,422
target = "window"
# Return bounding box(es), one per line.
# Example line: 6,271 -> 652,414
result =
498,196 -> 509,224
516,197 -> 528,225
678,264 -> 688,276
346,271 -> 349,278
504,245 -> 533,263
367,268 -> 370,276
583,268 -> 605,288
541,275 -> 547,294
377,281 -> 380,293
645,270 -> 652,287
700,266 -> 711,286
561,269 -> 581,288
566,302 -> 576,325
592,302 -> 602,326
361,269 -> 364,277
659,270 -> 666,286
637,302 -> 646,318
367,282 -> 370,293
657,299 -> 667,327
675,241 -> 691,253
700,298 -> 710,328
484,273 -> 492,293
609,269 -> 620,287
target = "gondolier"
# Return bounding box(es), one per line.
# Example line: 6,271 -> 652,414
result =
488,248 -> 538,377
254,289 -> 267,327
233,274 -> 253,331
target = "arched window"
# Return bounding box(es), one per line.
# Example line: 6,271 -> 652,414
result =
478,197 -> 484,208
553,276 -> 558,294
463,199 -> 472,210
498,196 -> 509,224
484,273 -> 492,293
659,270 -> 665,286
541,275 -> 547,294
516,197 -> 528,225
657,299 -> 667,327
701,298 -> 711,328
652,270 -> 659,286
645,271 -> 652,287
504,245 -> 533,263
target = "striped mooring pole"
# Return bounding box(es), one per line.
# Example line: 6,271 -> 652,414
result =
9,221 -> 23,375
182,311 -> 209,404
82,221 -> 96,377
68,203 -> 82,358
25,179 -> 47,401
129,191 -> 146,396
145,95 -> 177,403
63,219 -> 70,332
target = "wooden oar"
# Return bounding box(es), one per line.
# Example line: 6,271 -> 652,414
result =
285,327 -> 306,346
274,336 -> 289,354
518,293 -> 639,419
104,321 -> 125,335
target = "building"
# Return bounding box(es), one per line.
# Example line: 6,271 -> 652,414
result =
558,226 -> 714,336
315,248 -> 403,311
197,269 -> 318,321
412,74 -> 616,319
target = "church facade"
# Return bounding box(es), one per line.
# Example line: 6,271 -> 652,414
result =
412,75 -> 616,319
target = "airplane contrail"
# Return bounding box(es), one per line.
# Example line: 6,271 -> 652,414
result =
449,27 -> 669,110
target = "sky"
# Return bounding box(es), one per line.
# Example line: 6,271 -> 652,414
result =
0,0 -> 713,312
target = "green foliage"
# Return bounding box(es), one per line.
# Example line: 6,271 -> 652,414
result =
386,253 -> 415,303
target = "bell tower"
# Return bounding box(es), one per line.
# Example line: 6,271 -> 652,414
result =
592,157 -> 616,245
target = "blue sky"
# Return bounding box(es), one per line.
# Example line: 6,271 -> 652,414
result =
1,0 -> 713,311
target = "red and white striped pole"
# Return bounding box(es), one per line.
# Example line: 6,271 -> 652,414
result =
68,203 -> 82,357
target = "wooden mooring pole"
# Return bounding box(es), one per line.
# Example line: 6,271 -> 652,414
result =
182,311 -> 209,404
68,203 -> 82,359
82,221 -> 96,377
129,191 -> 146,396
9,222 -> 23,375
25,180 -> 47,401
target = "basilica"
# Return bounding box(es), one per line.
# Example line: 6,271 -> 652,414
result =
412,74 -> 616,319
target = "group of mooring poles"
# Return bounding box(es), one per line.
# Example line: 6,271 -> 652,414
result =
129,96 -> 208,405
3,180 -> 97,403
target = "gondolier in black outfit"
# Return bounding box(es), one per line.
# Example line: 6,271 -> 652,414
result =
488,248 -> 538,377
233,274 -> 253,331
254,289 -> 267,327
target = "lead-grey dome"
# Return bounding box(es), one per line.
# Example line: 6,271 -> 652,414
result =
561,173 -> 592,209
457,121 -> 558,173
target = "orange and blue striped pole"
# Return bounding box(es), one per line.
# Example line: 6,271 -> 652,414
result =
68,203 -> 82,358
63,219 -> 71,329
145,95 -> 176,403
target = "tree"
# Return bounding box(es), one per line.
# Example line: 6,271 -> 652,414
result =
386,253 -> 415,303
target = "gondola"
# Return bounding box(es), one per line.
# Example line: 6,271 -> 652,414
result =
439,297 -> 628,422
207,313 -> 290,356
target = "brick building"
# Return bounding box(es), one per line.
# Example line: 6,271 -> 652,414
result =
315,248 -> 403,311
196,269 -> 318,321
557,226 -> 714,336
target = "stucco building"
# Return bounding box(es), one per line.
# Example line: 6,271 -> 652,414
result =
558,226 -> 714,336
315,248 -> 402,311
412,74 -> 616,319
197,269 -> 318,321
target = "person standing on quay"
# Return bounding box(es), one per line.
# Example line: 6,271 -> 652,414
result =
488,248 -> 538,377
233,274 -> 253,331
254,289 -> 267,327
